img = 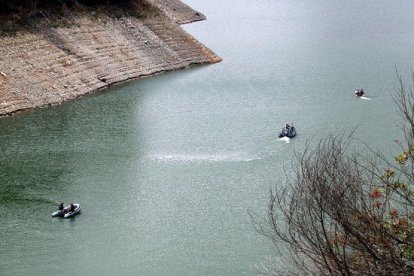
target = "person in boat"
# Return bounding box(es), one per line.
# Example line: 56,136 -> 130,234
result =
282,124 -> 289,135
69,203 -> 75,212
288,123 -> 295,133
59,203 -> 64,211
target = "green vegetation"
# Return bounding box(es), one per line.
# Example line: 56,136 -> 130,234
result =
252,73 -> 414,275
0,0 -> 159,35
0,0 -> 130,14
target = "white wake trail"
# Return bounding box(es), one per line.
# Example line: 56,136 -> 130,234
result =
278,136 -> 291,143
149,153 -> 263,164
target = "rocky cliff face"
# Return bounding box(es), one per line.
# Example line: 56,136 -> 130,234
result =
0,0 -> 221,117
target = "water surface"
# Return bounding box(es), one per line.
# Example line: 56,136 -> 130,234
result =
1,0 -> 414,275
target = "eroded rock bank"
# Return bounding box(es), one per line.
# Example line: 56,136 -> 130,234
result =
0,0 -> 221,117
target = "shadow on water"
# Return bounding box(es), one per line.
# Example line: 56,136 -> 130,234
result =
0,155 -> 71,205
0,83 -> 147,209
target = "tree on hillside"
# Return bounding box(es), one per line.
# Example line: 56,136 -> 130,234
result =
0,0 -> 132,14
252,73 -> 414,275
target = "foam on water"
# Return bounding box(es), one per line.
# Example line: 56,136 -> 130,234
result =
149,153 -> 266,164
277,136 -> 291,143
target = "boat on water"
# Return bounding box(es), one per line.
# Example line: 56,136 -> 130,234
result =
279,124 -> 296,138
52,203 -> 81,218
355,89 -> 365,97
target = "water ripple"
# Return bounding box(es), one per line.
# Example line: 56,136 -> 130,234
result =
148,153 -> 265,164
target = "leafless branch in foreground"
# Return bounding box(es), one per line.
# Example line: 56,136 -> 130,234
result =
252,74 -> 414,275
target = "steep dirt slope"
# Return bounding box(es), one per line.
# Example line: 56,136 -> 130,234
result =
0,0 -> 221,116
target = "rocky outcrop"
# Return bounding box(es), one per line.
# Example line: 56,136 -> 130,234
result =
0,0 -> 221,117
149,0 -> 206,24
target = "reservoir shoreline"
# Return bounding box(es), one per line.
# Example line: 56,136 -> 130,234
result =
0,0 -> 221,117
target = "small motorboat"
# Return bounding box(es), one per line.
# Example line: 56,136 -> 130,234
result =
64,204 -> 81,218
355,89 -> 364,97
52,203 -> 81,218
279,124 -> 296,138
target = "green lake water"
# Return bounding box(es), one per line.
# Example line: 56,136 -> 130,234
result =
1,0 -> 414,275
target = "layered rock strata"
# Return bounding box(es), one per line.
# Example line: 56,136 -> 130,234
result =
0,0 -> 221,117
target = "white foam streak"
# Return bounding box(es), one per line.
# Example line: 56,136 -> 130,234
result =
149,153 -> 263,164
278,136 -> 291,143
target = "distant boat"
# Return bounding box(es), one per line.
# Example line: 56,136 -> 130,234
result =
52,203 -> 81,218
279,124 -> 296,138
355,89 -> 365,97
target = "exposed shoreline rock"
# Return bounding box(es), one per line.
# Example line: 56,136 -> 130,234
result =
0,0 -> 221,117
